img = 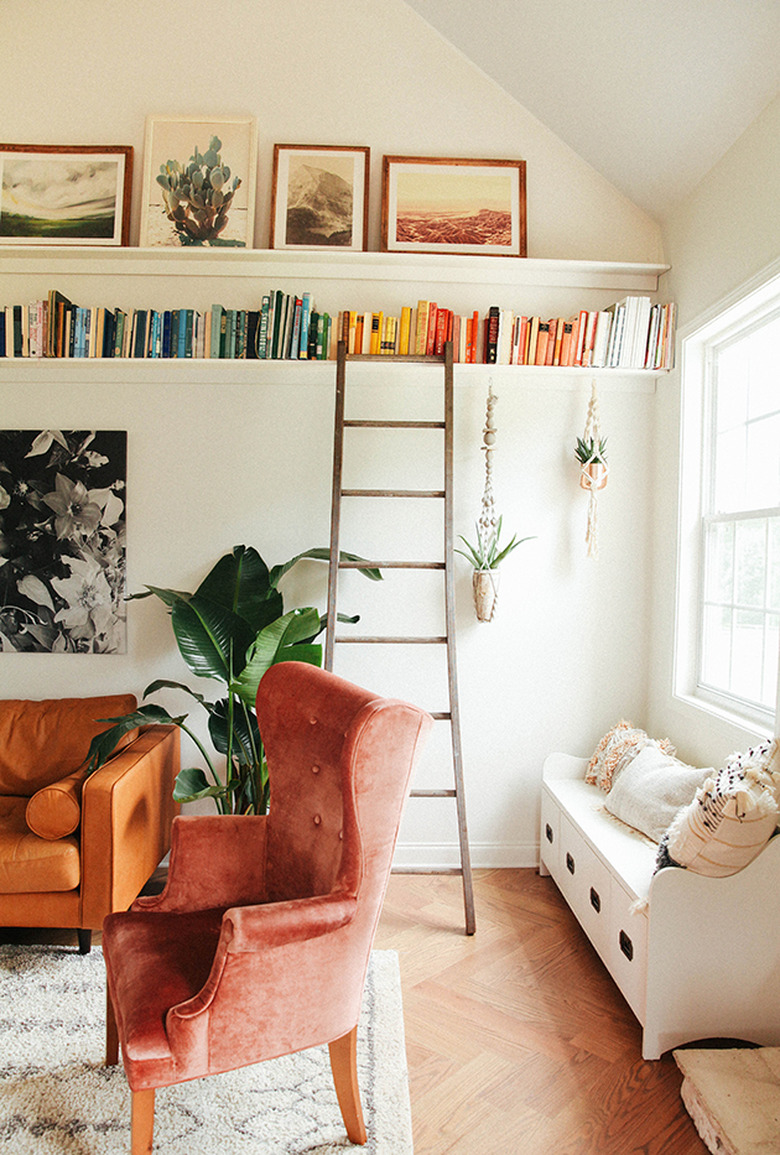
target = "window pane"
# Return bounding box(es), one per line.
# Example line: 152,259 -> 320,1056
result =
735,519 -> 767,608
714,342 -> 747,431
714,427 -> 747,512
764,613 -> 779,711
770,518 -> 780,611
745,413 -> 780,509
747,314 -> 780,420
704,520 -> 733,603
731,608 -> 765,703
701,603 -> 732,691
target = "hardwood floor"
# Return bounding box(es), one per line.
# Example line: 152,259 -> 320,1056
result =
375,869 -> 708,1155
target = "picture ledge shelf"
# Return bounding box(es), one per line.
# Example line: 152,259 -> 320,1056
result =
0,246 -> 669,292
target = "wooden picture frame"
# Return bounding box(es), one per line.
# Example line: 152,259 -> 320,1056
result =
270,144 -> 370,251
140,115 -> 257,248
381,155 -> 527,257
0,144 -> 132,247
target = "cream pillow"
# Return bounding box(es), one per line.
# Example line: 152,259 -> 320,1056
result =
662,739 -> 780,877
604,745 -> 712,842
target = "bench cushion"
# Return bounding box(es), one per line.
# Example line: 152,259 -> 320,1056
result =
0,797 -> 80,893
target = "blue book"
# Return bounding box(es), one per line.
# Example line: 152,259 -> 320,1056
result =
177,309 -> 187,357
162,311 -> 172,358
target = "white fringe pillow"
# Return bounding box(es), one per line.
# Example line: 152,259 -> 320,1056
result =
663,740 -> 780,877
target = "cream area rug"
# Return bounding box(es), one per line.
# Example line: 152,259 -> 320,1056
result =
0,945 -> 413,1154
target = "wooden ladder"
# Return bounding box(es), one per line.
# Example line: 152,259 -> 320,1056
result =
325,339 -> 476,935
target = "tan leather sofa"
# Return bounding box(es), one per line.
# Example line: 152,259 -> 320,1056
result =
0,694 -> 179,952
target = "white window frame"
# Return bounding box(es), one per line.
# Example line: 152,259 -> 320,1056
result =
675,260 -> 780,733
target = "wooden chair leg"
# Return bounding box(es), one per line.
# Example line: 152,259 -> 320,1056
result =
106,988 -> 119,1066
131,1088 -> 155,1155
77,929 -> 92,954
328,1026 -> 367,1145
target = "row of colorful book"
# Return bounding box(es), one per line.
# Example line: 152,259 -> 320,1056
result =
336,296 -> 675,369
0,289 -> 675,370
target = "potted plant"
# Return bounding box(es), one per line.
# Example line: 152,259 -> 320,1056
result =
455,517 -> 534,622
575,436 -> 609,491
156,136 -> 243,246
85,544 -> 379,814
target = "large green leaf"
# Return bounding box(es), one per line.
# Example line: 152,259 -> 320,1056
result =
207,696 -> 262,765
231,607 -> 322,706
130,585 -> 192,607
85,704 -> 185,773
171,594 -> 255,684
195,545 -> 282,633
268,547 -> 383,586
173,766 -> 229,804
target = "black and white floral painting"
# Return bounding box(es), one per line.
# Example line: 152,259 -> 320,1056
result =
0,430 -> 127,653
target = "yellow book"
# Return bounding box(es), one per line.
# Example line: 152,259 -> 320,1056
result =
370,312 -> 383,355
399,306 -> 412,355
348,311 -> 358,354
415,301 -> 429,355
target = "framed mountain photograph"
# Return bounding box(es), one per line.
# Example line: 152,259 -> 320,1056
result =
381,155 -> 527,257
270,144 -> 370,251
0,144 -> 133,246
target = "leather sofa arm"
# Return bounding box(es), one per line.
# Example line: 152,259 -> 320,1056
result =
132,813 -> 269,915
81,725 -> 179,928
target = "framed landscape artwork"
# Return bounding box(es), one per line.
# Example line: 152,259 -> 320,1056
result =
140,116 -> 257,248
0,144 -> 132,246
381,156 -> 527,257
0,429 -> 127,654
270,144 -> 370,251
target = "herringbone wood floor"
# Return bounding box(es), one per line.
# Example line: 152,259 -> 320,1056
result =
375,869 -> 708,1155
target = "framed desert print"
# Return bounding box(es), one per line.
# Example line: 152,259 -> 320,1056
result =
270,144 -> 370,251
140,115 -> 257,248
381,156 -> 527,257
0,145 -> 132,246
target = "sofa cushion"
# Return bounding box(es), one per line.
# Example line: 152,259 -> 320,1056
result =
0,796 -> 80,892
586,719 -> 676,792
25,767 -> 88,840
660,739 -> 780,877
604,744 -> 712,842
0,694 -> 137,796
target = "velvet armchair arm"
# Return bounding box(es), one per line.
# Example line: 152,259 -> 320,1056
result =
132,813 -> 269,914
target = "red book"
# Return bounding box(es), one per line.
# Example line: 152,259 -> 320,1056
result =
545,318 -> 557,365
426,303 -> 438,355
535,321 -> 549,365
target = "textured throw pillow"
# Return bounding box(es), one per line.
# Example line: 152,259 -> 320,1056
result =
603,745 -> 713,842
660,739 -> 780,877
586,719 -> 676,792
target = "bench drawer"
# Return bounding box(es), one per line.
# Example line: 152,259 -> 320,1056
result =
608,878 -> 648,1021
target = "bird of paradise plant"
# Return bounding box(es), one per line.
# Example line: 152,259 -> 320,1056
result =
86,543 -> 380,814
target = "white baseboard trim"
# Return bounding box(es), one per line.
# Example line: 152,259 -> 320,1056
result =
392,841 -> 539,870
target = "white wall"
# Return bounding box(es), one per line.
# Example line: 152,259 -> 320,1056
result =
648,92 -> 780,766
0,0 -> 665,866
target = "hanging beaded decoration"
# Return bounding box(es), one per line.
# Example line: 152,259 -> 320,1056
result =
579,379 -> 609,559
474,378 -> 500,621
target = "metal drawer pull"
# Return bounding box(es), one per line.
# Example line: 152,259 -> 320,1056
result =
590,887 -> 601,913
566,852 -> 575,875
545,823 -> 554,844
619,930 -> 634,961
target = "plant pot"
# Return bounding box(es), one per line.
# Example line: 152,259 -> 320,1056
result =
472,569 -> 500,622
579,462 -> 608,491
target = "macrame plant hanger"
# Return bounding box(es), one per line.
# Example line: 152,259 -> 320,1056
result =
475,378 -> 499,621
579,379 -> 609,559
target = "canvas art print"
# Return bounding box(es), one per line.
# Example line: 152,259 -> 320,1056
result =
140,116 -> 257,248
0,145 -> 132,246
0,430 -> 127,654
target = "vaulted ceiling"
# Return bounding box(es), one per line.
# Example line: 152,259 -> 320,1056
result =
404,0 -> 780,220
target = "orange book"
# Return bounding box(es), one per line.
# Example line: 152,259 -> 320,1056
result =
534,321 -> 549,365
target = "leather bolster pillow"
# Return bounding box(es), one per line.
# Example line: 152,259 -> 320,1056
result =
26,768 -> 88,840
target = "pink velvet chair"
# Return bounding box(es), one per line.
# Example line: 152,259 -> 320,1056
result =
101,661 -> 432,1152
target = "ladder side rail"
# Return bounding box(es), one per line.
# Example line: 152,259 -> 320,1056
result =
325,342 -> 348,672
442,342 -> 476,934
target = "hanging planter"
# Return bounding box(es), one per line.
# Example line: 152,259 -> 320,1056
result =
575,382 -> 609,559
472,569 -> 500,623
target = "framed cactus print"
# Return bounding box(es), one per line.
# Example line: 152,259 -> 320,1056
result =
0,144 -> 132,246
140,116 -> 258,248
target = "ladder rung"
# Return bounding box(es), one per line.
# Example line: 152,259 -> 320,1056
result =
347,353 -> 446,364
410,789 -> 456,798
344,420 -> 445,429
392,866 -> 464,876
338,559 -> 445,569
334,635 -> 448,644
430,712 -> 452,721
341,488 -> 445,498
